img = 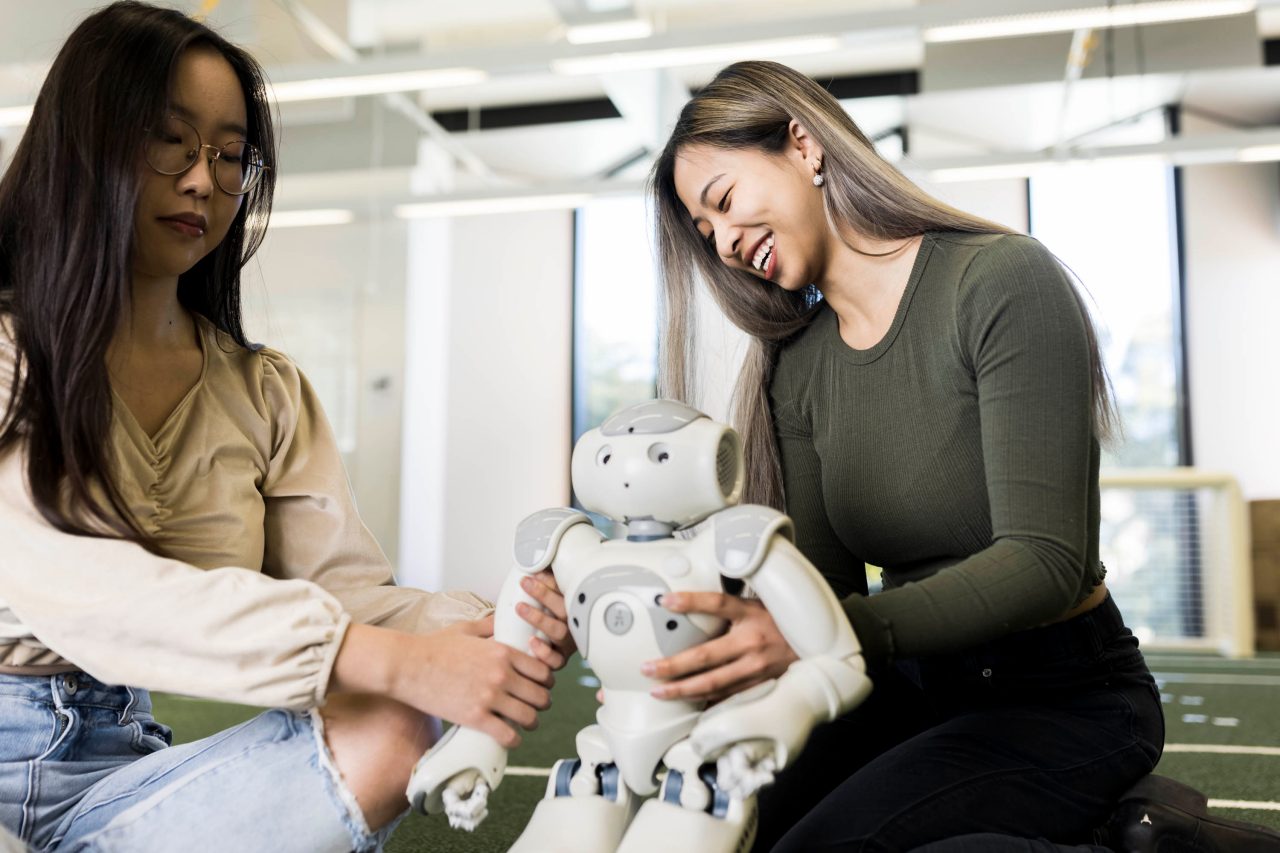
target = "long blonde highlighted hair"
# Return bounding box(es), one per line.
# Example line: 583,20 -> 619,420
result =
649,60 -> 1114,509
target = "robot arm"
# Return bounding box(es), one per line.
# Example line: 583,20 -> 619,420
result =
686,505 -> 872,797
406,508 -> 601,827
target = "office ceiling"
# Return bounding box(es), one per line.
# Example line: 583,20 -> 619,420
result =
1,0 -> 1278,209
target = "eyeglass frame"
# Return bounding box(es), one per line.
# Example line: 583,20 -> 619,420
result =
143,114 -> 270,197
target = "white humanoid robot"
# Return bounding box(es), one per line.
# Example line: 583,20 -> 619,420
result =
406,400 -> 873,852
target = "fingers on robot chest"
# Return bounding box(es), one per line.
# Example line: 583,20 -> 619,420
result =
567,563 -> 725,687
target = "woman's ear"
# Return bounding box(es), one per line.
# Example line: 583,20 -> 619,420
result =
787,119 -> 824,171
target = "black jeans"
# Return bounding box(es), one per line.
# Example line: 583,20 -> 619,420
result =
758,595 -> 1165,852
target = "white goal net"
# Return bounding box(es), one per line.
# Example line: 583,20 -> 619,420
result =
1100,469 -> 1254,658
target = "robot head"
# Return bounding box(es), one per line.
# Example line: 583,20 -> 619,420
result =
571,400 -> 744,528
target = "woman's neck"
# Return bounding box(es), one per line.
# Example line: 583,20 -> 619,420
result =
111,274 -> 195,356
817,232 -> 924,350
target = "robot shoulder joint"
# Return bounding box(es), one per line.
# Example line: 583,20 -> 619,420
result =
513,508 -> 595,571
713,504 -> 795,579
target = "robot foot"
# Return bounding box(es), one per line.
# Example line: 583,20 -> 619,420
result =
507,759 -> 639,853
508,793 -> 637,853
615,764 -> 756,853
615,794 -> 756,853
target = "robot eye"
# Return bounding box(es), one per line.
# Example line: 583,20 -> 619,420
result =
647,443 -> 670,464
596,445 -> 613,466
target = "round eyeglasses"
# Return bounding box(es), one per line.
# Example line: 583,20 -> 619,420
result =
144,115 -> 267,196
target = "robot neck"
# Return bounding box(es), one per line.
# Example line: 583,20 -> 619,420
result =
624,518 -> 675,542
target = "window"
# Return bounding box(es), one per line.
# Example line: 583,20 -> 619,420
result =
572,196 -> 659,441
1030,134 -> 1203,644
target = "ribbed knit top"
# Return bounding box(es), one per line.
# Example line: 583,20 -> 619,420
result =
769,231 -> 1105,667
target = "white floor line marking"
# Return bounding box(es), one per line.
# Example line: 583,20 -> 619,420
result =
1146,656 -> 1280,668
1208,799 -> 1280,811
506,767 -> 552,777
1164,744 -> 1280,756
1153,672 -> 1280,686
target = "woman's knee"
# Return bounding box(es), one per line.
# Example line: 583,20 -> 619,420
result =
318,695 -> 439,829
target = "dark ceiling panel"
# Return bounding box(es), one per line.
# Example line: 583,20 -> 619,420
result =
429,69 -> 920,132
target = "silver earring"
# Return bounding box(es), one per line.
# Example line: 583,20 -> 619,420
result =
813,172 -> 825,187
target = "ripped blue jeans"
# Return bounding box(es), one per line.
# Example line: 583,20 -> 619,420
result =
0,673 -> 397,852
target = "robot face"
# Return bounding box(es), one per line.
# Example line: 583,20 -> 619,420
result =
571,401 -> 744,527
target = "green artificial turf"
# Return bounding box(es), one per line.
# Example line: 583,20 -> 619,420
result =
151,658 -> 601,851
150,652 -> 1280,851
1149,653 -> 1280,835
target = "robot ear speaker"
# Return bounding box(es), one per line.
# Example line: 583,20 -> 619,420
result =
716,433 -> 739,498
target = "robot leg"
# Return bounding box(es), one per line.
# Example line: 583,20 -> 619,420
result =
616,739 -> 757,853
508,725 -> 642,853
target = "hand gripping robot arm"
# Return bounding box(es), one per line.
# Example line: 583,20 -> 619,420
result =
684,504 -> 872,799
406,509 -> 603,829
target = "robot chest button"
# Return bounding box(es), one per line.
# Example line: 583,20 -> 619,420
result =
604,602 -> 634,635
662,555 -> 691,578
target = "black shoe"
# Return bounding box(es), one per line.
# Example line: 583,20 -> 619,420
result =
1095,775 -> 1280,852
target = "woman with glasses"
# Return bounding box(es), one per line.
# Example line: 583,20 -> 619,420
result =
0,3 -> 574,850
643,61 -> 1165,851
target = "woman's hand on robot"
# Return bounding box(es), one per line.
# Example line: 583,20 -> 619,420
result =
402,615 -> 554,749
516,569 -> 579,671
641,592 -> 800,704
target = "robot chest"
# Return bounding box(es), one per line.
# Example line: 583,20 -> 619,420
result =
565,561 -> 721,665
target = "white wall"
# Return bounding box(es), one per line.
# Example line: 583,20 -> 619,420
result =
924,177 -> 1030,232
1183,160 -> 1280,500
399,211 -> 574,600
247,208 -> 573,601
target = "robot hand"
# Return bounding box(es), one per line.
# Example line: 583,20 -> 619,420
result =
688,665 -> 848,795
407,509 -> 600,824
682,507 -> 873,785
440,771 -> 492,831
405,567 -> 538,823
406,726 -> 508,828
715,739 -> 778,800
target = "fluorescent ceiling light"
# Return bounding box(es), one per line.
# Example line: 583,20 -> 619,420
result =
927,154 -> 1168,182
395,193 -> 591,219
566,18 -> 654,44
270,208 -> 355,228
924,0 -> 1257,43
552,35 -> 842,75
270,68 -> 487,103
0,105 -> 34,128
1238,144 -> 1280,162
927,161 -> 1058,182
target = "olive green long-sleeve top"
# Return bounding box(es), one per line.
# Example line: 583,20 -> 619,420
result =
770,231 -> 1105,668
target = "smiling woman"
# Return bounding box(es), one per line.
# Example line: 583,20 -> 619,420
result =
0,3 -> 574,851
645,61 -> 1164,852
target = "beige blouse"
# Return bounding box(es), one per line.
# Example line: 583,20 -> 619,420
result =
0,314 -> 488,710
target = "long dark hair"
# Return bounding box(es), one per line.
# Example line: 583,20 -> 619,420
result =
650,61 -> 1115,508
0,1 -> 276,545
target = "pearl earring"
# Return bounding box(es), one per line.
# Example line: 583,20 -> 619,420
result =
813,172 -> 825,187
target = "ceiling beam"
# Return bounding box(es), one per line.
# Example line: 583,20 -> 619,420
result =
268,124 -> 1280,214
272,0 -> 498,182
248,0 -> 1278,83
